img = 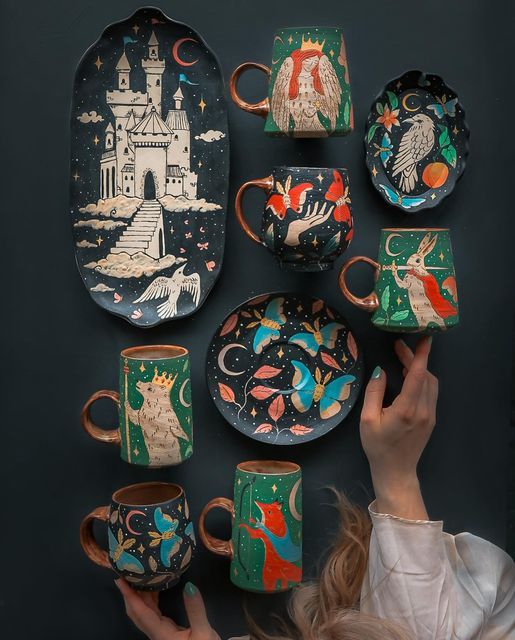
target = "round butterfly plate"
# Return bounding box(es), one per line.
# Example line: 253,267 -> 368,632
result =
364,70 -> 469,212
206,293 -> 364,445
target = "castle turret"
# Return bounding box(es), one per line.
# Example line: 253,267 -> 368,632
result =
116,51 -> 131,90
173,86 -> 184,110
165,85 -> 192,195
105,122 -> 114,150
141,31 -> 165,115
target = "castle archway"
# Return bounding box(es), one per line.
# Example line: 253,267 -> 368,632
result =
144,170 -> 157,200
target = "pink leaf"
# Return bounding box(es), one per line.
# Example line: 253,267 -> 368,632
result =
268,395 -> 285,422
248,295 -> 270,306
312,299 -> 324,314
218,383 -> 236,403
347,332 -> 358,361
205,260 -> 215,271
254,365 -> 282,379
320,352 -> 342,371
241,311 -> 252,318
220,313 -> 238,336
290,424 -> 314,436
250,385 -> 277,400
254,423 -> 273,434
326,307 -> 335,320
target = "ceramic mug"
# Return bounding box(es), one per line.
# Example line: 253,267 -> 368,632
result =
80,481 -> 196,591
230,27 -> 352,138
235,166 -> 354,271
339,228 -> 459,333
199,461 -> 302,593
81,345 -> 193,468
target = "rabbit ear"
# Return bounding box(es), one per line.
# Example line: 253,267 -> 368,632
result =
276,180 -> 285,195
285,175 -> 292,192
418,233 -> 437,257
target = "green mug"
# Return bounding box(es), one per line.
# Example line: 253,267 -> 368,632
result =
339,228 -> 459,333
199,461 -> 302,593
230,27 -> 352,137
81,345 -> 193,467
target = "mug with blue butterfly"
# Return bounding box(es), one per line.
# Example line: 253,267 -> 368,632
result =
235,167 -> 354,271
80,481 -> 196,591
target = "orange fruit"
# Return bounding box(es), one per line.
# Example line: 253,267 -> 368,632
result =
422,162 -> 449,188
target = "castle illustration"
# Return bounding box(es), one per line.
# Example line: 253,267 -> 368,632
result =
100,31 -> 198,202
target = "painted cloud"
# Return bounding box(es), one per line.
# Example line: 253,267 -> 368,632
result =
75,219 -> 127,231
159,195 -> 221,213
90,283 -> 115,293
77,110 -> 104,123
194,129 -> 226,142
84,252 -> 186,278
79,194 -> 142,219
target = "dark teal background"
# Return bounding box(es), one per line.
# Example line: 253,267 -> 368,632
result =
2,1 -> 513,638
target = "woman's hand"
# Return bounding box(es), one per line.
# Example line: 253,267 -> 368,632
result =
116,579 -> 221,640
360,337 -> 438,519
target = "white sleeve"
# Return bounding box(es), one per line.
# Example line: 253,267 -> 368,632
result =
360,502 -> 515,640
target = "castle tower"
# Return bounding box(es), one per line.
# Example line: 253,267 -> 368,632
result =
116,51 -> 131,90
100,123 -> 117,199
141,31 -> 165,115
105,122 -> 114,150
165,85 -> 196,197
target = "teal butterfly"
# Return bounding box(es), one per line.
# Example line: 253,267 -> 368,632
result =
373,132 -> 393,166
291,361 -> 355,420
427,95 -> 458,119
108,528 -> 145,574
379,184 -> 426,209
148,508 -> 182,568
246,297 -> 286,354
289,319 -> 344,357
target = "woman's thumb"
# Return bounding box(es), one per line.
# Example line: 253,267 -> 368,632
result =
183,582 -> 212,636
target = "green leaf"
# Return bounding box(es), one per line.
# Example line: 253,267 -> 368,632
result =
391,309 -> 410,321
344,101 -> 350,125
376,102 -> 384,115
373,317 -> 386,325
438,126 -> 451,148
386,91 -> 398,110
367,123 -> 379,143
381,286 -> 390,312
441,144 -> 457,168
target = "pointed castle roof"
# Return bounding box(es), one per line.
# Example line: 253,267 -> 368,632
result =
116,51 -> 131,71
173,86 -> 184,101
131,106 -> 171,136
148,31 -> 158,46
125,110 -> 137,131
105,122 -> 114,132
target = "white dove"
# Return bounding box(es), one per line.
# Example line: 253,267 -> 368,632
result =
134,264 -> 201,319
391,113 -> 435,193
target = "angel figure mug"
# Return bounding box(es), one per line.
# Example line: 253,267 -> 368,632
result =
338,228 -> 459,333
80,482 -> 195,591
199,461 -> 302,593
230,27 -> 352,137
81,345 -> 193,468
235,166 -> 354,271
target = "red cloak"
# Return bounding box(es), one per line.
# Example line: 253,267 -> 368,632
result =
409,270 -> 458,318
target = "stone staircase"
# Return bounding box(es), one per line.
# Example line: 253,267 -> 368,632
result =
111,199 -> 164,259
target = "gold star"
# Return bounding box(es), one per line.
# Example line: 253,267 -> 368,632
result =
235,328 -> 241,338
73,171 -> 80,181
316,173 -> 324,183
311,237 -> 318,247
178,504 -> 182,512
431,193 -> 436,200
93,135 -> 99,146
133,447 -> 139,456
288,35 -> 293,45
237,478 -> 241,485
139,362 -> 146,372
199,97 -> 206,113
452,125 -> 459,135
198,160 -> 203,168
250,407 -> 257,418
271,484 -> 277,493
277,347 -> 284,359
329,49 -> 334,57
94,55 -> 103,71
342,353 -> 348,364
396,80 -> 402,89
96,236 -> 103,246
138,544 -> 145,554
297,304 -> 303,312
439,251 -> 445,262
371,165 -> 378,178
132,24 -> 140,34
397,296 -> 402,305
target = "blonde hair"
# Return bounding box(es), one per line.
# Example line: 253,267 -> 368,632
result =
247,490 -> 411,640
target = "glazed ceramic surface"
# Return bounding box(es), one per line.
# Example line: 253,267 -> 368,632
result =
339,229 -> 459,333
235,167 -> 353,271
81,345 -> 193,467
80,482 -> 195,591
364,70 -> 469,211
199,461 -> 302,593
230,27 -> 352,137
207,293 -> 363,444
70,7 -> 229,327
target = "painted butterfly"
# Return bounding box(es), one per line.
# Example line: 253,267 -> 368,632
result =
379,184 -> 426,209
427,95 -> 458,119
324,170 -> 352,223
266,175 -> 313,219
149,508 -> 182,568
288,319 -> 344,357
245,297 -> 286,354
373,132 -> 393,166
291,361 -> 355,420
108,528 -> 145,574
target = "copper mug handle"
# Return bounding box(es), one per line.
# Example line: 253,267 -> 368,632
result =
235,176 -> 274,245
338,256 -> 381,312
229,62 -> 271,117
81,390 -> 122,444
80,506 -> 111,569
198,497 -> 235,559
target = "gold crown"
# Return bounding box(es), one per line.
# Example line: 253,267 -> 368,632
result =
152,367 -> 178,389
300,35 -> 325,52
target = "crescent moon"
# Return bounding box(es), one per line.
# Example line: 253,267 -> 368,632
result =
179,379 -> 191,408
402,92 -> 421,112
172,38 -> 199,67
126,510 -> 146,536
271,36 -> 285,64
289,479 -> 302,522
385,233 -> 403,257
218,343 -> 248,376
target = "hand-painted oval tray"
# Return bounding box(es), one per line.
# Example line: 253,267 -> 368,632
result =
70,7 -> 229,327
364,70 -> 469,212
207,293 -> 364,445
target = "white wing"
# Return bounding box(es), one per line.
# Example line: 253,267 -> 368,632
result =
134,276 -> 173,303
270,56 -> 293,133
317,55 -> 342,131
180,272 -> 201,308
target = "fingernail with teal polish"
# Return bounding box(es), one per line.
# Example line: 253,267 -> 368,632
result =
371,366 -> 382,379
184,582 -> 197,597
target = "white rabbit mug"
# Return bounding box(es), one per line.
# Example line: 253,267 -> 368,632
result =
338,228 -> 459,333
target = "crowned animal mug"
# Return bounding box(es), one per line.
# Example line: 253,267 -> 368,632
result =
338,229 -> 459,333
81,345 -> 193,467
230,27 -> 352,137
199,461 -> 302,593
235,167 -> 354,271
80,482 -> 196,591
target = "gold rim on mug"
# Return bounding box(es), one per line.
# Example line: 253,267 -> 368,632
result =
121,345 -> 188,360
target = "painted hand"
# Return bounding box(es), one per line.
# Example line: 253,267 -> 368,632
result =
116,579 -> 221,640
359,337 -> 438,519
284,202 -> 334,247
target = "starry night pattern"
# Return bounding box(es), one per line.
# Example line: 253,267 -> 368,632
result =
206,293 -> 364,445
70,7 -> 229,327
364,70 -> 469,212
